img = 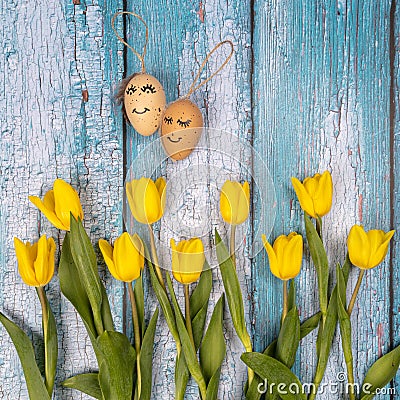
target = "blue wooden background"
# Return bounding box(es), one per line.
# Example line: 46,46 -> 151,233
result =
0,0 -> 399,399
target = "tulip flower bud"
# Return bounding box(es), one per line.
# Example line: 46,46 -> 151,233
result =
262,232 -> 303,281
14,235 -> 56,287
347,225 -> 395,270
29,179 -> 84,231
99,232 -> 145,282
291,171 -> 333,219
126,177 -> 166,225
171,238 -> 205,285
220,180 -> 250,225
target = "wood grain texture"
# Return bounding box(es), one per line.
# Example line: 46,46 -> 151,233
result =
123,1 -> 253,398
0,0 -> 124,398
0,0 -> 399,399
253,0 -> 398,397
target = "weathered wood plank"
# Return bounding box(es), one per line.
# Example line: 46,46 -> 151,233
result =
0,1 -> 124,398
253,0 -> 395,397
392,0 -> 400,396
123,1 -> 252,399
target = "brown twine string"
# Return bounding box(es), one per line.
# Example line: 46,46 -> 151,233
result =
185,40 -> 235,98
111,11 -> 148,73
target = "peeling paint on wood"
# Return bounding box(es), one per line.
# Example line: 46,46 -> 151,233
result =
0,0 -> 399,399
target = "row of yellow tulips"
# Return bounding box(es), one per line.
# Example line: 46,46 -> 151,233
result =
15,172 -> 393,289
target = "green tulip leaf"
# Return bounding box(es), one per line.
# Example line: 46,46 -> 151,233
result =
276,306 -> 300,368
62,373 -> 102,399
304,215 -> 329,318
139,307 -> 159,400
288,280 -> 296,311
36,288 -> 58,395
205,367 -> 222,400
100,283 -> 114,332
246,312 -> 321,400
59,233 -> 105,364
0,312 -> 51,400
336,266 -> 355,398
59,233 -> 97,337
309,260 -> 351,400
215,230 -> 251,350
69,216 -> 103,335
191,266 -> 212,349
190,265 -> 212,318
134,274 -> 145,338
175,351 -> 190,400
200,295 -> 226,385
146,247 -> 180,345
166,274 -> 207,399
97,331 -> 136,400
360,344 -> 400,399
241,352 -> 306,400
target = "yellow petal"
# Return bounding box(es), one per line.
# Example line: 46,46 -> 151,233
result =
291,177 -> 316,218
281,234 -> 303,280
220,181 -> 236,224
171,238 -> 203,284
54,179 -> 84,230
14,238 -> 39,286
114,233 -> 142,282
235,181 -> 250,225
303,176 -> 319,198
29,195 -> 67,230
45,238 -> 56,285
127,178 -> 162,224
347,225 -> 370,269
367,229 -> 395,269
155,177 -> 167,215
99,239 -> 119,280
262,234 -> 280,279
314,171 -> 333,217
34,235 -> 49,286
131,234 -> 145,270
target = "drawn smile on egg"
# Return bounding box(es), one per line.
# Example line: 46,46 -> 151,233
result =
132,107 -> 150,114
167,136 -> 183,143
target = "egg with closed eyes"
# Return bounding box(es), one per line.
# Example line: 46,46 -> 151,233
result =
122,73 -> 166,136
160,99 -> 203,161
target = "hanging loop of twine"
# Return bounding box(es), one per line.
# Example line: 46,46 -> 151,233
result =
185,40 -> 235,98
111,11 -> 148,73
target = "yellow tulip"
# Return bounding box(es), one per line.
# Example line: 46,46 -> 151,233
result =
220,180 -> 250,225
99,232 -> 144,282
29,179 -> 84,231
14,235 -> 56,287
126,177 -> 166,225
291,171 -> 333,219
347,225 -> 395,270
171,238 -> 205,285
262,232 -> 303,280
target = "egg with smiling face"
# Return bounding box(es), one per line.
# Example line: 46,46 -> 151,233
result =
124,73 -> 166,136
161,99 -> 203,161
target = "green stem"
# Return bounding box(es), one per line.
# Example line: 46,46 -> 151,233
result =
282,280 -> 288,324
230,224 -> 236,266
184,284 -> 195,348
128,281 -> 142,398
347,269 -> 365,316
37,286 -> 52,396
148,224 -> 166,290
316,216 -> 323,241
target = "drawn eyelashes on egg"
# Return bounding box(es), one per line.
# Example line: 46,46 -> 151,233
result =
126,84 -> 157,95
163,116 -> 192,128
141,84 -> 156,93
126,84 -> 137,95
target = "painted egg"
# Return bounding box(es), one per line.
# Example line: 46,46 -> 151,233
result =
160,99 -> 203,161
124,73 -> 166,136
